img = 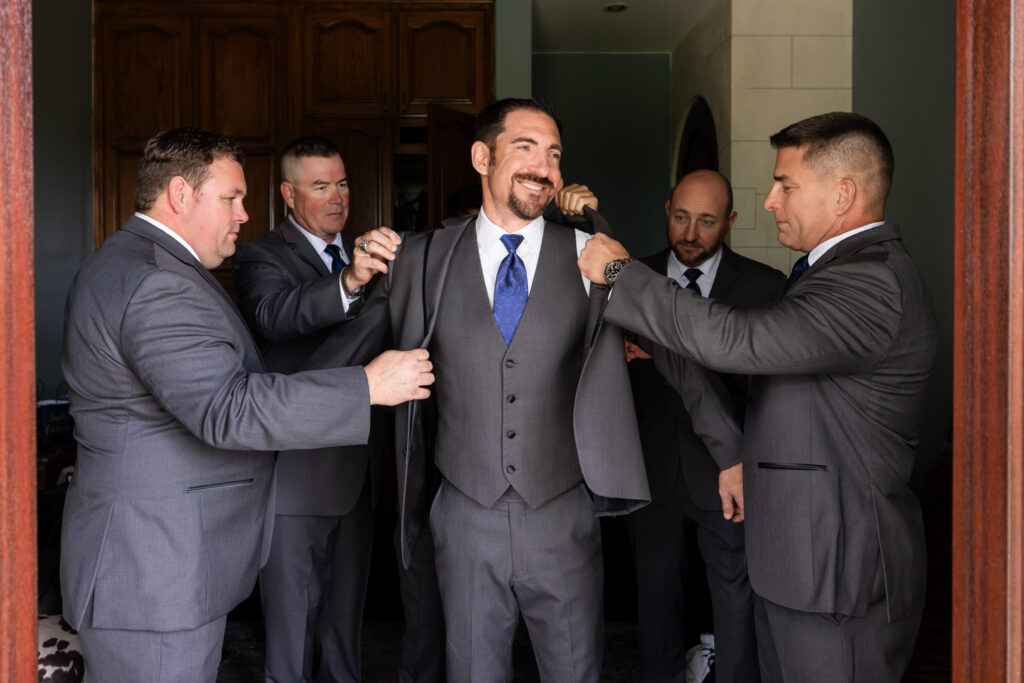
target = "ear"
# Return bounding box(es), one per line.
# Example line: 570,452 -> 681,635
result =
167,176 -> 190,214
665,199 -> 671,217
834,178 -> 857,215
280,180 -> 295,210
726,210 -> 738,229
471,141 -> 492,176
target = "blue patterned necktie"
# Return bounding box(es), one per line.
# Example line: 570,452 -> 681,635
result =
324,243 -> 347,273
782,254 -> 810,297
493,233 -> 527,345
683,268 -> 702,296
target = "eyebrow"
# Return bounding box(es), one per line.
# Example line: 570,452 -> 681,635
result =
509,136 -> 563,153
773,174 -> 790,182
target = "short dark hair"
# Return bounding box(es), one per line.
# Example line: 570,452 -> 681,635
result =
134,127 -> 244,212
281,136 -> 342,181
475,98 -> 562,151
769,112 -> 894,205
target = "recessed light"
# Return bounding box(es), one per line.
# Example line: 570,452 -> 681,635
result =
603,2 -> 629,12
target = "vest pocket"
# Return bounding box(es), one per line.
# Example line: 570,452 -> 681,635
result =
757,462 -> 827,472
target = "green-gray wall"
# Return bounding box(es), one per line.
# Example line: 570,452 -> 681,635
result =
33,0 -> 93,397
853,0 -> 955,483
533,53 -> 671,256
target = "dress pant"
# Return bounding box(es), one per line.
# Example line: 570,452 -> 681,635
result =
627,463 -> 758,683
395,522 -> 446,683
753,556 -> 921,683
78,595 -> 226,683
261,474 -> 374,683
430,480 -> 604,683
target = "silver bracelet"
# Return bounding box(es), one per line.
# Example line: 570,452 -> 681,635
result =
340,265 -> 361,298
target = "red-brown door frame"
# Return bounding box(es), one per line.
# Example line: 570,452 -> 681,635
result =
954,0 -> 1024,680
0,0 -> 38,680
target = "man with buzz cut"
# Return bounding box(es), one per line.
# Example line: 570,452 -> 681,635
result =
580,112 -> 937,682
233,136 -> 444,683
60,127 -> 433,683
627,169 -> 784,683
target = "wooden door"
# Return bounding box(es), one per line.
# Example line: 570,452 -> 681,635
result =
301,7 -> 394,118
397,8 -> 492,117
95,14 -> 192,245
427,104 -> 478,227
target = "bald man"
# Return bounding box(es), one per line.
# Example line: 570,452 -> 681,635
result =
626,170 -> 784,682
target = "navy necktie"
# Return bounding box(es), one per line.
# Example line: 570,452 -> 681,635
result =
493,234 -> 527,346
683,268 -> 702,296
782,254 -> 810,297
324,243 -> 347,273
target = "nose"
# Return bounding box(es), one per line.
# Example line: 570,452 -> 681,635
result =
681,218 -> 698,242
236,201 -> 249,225
764,187 -> 780,212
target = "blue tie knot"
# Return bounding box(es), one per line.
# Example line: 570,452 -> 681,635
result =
501,233 -> 524,254
324,243 -> 347,273
781,254 -> 810,297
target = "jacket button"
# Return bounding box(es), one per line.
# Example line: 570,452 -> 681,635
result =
506,394 -> 516,404
505,359 -> 515,368
506,464 -> 516,474
506,429 -> 516,439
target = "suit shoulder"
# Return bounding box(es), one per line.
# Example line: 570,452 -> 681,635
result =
234,224 -> 289,259
725,247 -> 786,285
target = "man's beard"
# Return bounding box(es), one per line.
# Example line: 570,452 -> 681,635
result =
672,240 -> 721,267
507,173 -> 553,221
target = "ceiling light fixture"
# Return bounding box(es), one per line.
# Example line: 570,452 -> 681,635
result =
603,2 -> 629,13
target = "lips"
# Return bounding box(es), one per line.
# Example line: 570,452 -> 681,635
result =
513,173 -> 553,193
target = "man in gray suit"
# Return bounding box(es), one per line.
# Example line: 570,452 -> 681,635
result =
61,127 -> 434,683
627,170 -> 784,682
233,137 -> 401,683
580,112 -> 936,682
322,98 -> 740,681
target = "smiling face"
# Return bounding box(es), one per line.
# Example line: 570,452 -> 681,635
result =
281,154 -> 349,240
180,156 -> 249,268
763,145 -> 837,252
473,109 -> 564,231
665,171 -> 736,267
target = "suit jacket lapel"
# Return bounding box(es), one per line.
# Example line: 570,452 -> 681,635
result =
279,218 -> 331,276
418,215 -> 475,347
709,246 -> 739,300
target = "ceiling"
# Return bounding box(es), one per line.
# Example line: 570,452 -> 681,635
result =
532,0 -> 716,53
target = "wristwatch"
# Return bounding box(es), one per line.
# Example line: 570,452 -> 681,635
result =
603,257 -> 633,286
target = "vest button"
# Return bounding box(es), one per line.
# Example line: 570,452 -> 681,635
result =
506,394 -> 516,404
506,464 -> 516,474
506,429 -> 516,439
505,359 -> 515,368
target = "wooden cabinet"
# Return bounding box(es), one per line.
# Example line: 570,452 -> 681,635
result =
94,1 -> 494,254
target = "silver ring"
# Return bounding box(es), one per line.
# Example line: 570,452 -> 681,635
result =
358,239 -> 369,253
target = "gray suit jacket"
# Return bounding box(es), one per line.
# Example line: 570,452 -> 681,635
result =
309,212 -> 667,567
61,216 -> 371,632
606,223 -> 936,621
233,219 -> 372,516
630,245 -> 785,508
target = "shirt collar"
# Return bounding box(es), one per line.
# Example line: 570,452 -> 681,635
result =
289,215 -> 343,253
807,221 -> 885,266
476,206 -> 545,257
135,212 -> 201,263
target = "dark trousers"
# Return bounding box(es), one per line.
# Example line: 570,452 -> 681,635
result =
627,465 -> 759,683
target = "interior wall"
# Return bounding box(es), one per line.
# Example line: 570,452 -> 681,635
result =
495,0 -> 530,98
532,53 -> 671,257
32,0 -> 93,397
852,0 -> 955,484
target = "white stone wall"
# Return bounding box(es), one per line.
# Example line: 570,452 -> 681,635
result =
727,0 -> 852,272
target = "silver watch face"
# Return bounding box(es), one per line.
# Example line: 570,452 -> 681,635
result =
604,258 -> 630,286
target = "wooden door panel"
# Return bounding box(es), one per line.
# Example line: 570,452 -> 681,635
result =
398,9 -> 492,116
301,118 -> 394,236
238,151 -> 276,244
427,104 -> 477,227
99,16 -> 191,141
199,17 -> 286,143
302,8 -> 393,117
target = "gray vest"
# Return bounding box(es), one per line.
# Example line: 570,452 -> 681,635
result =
430,223 -> 589,509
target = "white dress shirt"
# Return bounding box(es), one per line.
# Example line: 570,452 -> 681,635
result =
665,246 -> 724,298
474,207 -> 592,304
